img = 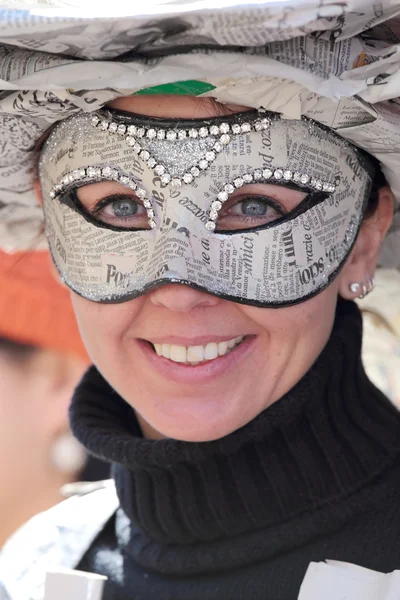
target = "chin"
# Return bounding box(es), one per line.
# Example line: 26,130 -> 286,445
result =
136,393 -> 260,442
152,421 -> 241,443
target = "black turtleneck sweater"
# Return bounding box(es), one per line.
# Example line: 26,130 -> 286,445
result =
71,300 -> 400,599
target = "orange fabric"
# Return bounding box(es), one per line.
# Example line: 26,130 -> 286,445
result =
0,250 -> 89,361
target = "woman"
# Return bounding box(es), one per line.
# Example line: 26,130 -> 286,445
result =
0,2 -> 399,599
0,250 -> 108,548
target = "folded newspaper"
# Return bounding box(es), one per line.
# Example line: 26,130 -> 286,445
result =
0,0 -> 399,270
298,560 -> 400,600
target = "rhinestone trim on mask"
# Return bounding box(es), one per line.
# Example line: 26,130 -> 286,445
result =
49,166 -> 157,229
205,167 -> 337,231
91,113 -> 270,187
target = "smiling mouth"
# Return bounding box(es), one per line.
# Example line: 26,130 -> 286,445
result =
147,336 -> 246,366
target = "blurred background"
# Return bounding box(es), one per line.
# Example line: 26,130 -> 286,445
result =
357,268 -> 400,410
0,250 -> 108,549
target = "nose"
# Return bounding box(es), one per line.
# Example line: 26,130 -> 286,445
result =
149,283 -> 220,312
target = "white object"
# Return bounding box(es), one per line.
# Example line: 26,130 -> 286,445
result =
44,569 -> 106,600
0,481 -> 118,600
50,432 -> 87,474
358,268 -> 400,408
298,560 -> 400,600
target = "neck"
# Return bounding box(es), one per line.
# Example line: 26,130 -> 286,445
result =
136,412 -> 166,440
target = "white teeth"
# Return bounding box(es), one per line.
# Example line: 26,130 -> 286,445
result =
187,345 -> 205,363
170,345 -> 187,363
218,341 -> 228,355
204,342 -> 218,360
152,335 -> 245,364
161,343 -> 171,359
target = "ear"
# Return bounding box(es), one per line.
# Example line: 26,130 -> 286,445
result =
338,186 -> 394,300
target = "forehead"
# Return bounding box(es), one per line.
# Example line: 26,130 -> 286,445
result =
108,95 -> 250,119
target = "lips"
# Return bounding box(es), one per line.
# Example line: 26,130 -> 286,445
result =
152,336 -> 245,365
137,335 -> 255,384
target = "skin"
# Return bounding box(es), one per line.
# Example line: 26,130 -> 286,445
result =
39,95 -> 394,442
0,346 -> 86,546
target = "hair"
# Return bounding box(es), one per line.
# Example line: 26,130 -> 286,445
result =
365,160 -> 387,219
0,337 -> 36,361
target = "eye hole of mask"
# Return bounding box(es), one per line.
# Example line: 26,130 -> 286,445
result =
75,181 -> 151,231
215,184 -> 308,232
70,180 -> 316,233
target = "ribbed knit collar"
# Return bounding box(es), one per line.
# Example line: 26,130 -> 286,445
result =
70,300 -> 400,572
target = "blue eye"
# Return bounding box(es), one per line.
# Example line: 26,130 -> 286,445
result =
228,195 -> 283,220
106,198 -> 139,217
216,194 -> 285,232
90,193 -> 150,229
237,198 -> 270,216
74,184 -> 152,231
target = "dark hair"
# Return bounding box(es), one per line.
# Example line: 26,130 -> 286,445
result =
364,158 -> 388,220
0,337 -> 36,361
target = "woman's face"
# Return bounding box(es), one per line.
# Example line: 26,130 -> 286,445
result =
65,95 -> 344,442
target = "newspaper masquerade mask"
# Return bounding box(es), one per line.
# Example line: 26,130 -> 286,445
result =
39,108 -> 374,307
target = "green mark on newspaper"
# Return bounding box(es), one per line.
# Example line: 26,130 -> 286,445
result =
134,80 -> 216,96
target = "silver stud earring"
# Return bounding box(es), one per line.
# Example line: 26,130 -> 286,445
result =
349,277 -> 375,299
349,282 -> 360,294
358,283 -> 368,299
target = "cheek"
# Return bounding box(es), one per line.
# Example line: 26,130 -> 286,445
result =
239,284 -> 338,380
242,285 -> 337,337
70,293 -> 145,360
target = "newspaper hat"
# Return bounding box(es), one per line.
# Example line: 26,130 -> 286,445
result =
0,0 -> 400,269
